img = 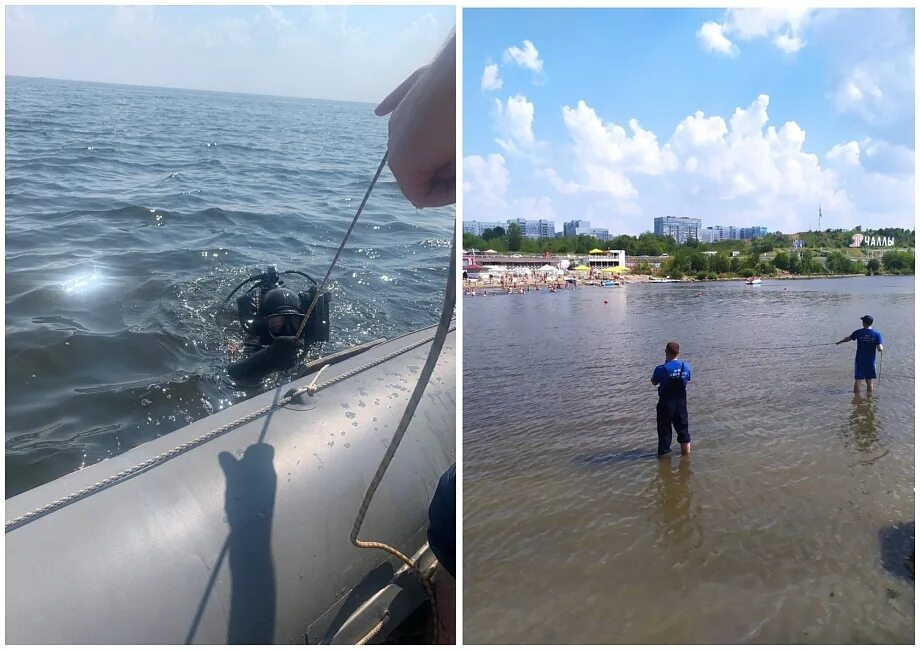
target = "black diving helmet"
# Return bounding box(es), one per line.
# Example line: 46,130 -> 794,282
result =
259,287 -> 304,337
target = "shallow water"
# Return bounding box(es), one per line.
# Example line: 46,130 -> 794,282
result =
463,276 -> 914,643
6,76 -> 453,496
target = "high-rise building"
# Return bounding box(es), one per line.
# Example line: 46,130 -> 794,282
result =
653,216 -> 702,243
463,220 -> 505,236
563,220 -> 593,238
507,218 -> 556,239
463,219 -> 556,239
739,226 -> 769,240
591,228 -> 610,242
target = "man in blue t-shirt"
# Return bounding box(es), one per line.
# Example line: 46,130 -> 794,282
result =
836,315 -> 884,394
651,341 -> 692,457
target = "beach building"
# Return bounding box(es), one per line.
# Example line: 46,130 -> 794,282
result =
586,249 -> 627,269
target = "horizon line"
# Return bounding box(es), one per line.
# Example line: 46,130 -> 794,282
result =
6,74 -> 377,107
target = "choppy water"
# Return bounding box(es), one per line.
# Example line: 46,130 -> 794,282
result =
463,276 -> 914,643
6,76 -> 453,497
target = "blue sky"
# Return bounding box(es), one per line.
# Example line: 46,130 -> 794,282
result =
464,8 -> 915,235
6,5 -> 455,103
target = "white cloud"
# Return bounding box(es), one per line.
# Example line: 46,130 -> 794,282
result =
831,53 -> 914,126
535,93 -> 914,233
698,8 -> 814,55
464,154 -> 510,218
463,153 -> 556,221
773,32 -> 804,54
492,94 -> 536,154
503,39 -> 543,73
481,63 -> 502,92
513,196 -> 555,220
697,22 -> 736,56
554,100 -> 677,198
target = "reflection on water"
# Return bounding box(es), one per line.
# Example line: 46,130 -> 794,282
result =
464,277 -> 914,644
847,395 -> 879,453
653,456 -> 703,558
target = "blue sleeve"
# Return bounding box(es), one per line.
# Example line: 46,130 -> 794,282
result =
850,330 -> 859,340
652,365 -> 664,384
876,331 -> 884,345
684,364 -> 691,383
427,464 -> 455,578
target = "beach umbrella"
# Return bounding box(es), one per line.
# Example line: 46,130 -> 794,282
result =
601,266 -> 630,274
538,264 -> 558,272
588,248 -> 605,254
574,265 -> 590,271
484,249 -> 498,254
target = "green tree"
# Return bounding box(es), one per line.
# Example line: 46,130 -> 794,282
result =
711,253 -> 730,274
866,258 -> 881,275
773,251 -> 790,271
882,250 -> 914,272
507,223 -> 522,251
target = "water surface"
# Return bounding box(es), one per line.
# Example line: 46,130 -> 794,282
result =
6,76 -> 453,496
464,276 -> 914,643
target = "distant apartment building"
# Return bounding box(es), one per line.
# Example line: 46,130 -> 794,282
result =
507,218 -> 556,239
464,219 -> 555,239
653,216 -> 702,243
563,219 -> 594,238
463,220 -> 505,236
702,225 -> 739,242
739,226 -> 769,240
592,228 -> 610,242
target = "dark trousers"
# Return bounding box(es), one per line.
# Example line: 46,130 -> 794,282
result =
656,397 -> 690,455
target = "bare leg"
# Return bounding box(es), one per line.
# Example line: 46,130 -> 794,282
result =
680,442 -> 691,456
853,380 -> 860,395
866,379 -> 873,394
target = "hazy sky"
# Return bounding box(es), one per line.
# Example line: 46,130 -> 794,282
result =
6,5 -> 455,103
464,8 -> 915,235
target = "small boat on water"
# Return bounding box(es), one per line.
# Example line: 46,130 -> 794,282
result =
650,277 -> 680,283
600,279 -> 619,287
5,324 -> 455,644
745,276 -> 763,285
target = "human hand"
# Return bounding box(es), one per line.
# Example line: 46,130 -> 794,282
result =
375,33 -> 455,208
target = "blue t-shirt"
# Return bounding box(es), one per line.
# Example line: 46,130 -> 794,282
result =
652,359 -> 691,398
850,328 -> 883,365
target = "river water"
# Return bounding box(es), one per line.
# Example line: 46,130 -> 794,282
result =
463,276 -> 914,643
6,76 -> 453,497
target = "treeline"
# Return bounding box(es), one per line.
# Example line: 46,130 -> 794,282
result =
463,227 -> 914,277
463,226 -> 914,259
655,249 -> 914,280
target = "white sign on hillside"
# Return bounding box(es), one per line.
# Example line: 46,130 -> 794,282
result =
850,233 -> 895,247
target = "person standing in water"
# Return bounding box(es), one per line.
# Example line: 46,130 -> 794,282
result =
836,315 -> 884,394
651,341 -> 692,457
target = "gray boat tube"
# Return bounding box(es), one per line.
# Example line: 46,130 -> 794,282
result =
5,323 -> 455,644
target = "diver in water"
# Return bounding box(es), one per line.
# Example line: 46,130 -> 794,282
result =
225,266 -> 330,384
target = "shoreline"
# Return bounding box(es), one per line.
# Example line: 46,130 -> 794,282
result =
464,272 -> 907,294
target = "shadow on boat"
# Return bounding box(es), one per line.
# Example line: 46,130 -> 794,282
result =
220,441 -> 278,643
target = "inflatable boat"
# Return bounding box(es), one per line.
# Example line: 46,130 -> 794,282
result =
5,323 -> 455,644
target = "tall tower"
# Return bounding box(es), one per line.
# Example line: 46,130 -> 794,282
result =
818,204 -> 822,231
